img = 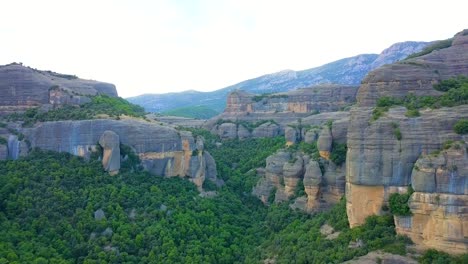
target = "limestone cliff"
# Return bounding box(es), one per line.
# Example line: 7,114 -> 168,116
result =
394,142 -> 467,254
357,30 -> 468,107
346,29 -> 468,253
17,119 -> 216,189
224,85 -> 357,114
206,85 -> 355,139
0,63 -> 118,115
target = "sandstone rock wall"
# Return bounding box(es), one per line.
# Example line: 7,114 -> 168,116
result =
357,29 -> 468,107
21,119 -> 216,189
224,85 -> 358,114
394,142 -> 468,254
346,29 -> 468,253
0,63 -> 117,115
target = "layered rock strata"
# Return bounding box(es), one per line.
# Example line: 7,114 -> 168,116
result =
0,63 -> 117,115
394,142 -> 467,254
346,29 -> 468,253
21,119 -> 216,189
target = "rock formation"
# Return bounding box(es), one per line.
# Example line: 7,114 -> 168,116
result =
223,85 -> 357,115
394,142 -> 467,254
346,29 -> 468,253
357,30 -> 468,107
99,130 -> 121,175
0,63 -> 117,116
20,119 -> 216,190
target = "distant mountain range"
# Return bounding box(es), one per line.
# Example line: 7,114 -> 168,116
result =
127,41 -> 428,115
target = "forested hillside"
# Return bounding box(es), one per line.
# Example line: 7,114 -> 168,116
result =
0,132 -> 466,263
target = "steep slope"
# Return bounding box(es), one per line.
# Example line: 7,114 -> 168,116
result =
346,29 -> 468,253
0,63 -> 118,115
127,41 -> 427,114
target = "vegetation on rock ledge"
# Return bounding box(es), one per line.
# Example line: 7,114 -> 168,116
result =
5,95 -> 146,126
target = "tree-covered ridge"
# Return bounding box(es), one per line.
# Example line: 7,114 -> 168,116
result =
404,38 -> 452,60
5,95 -> 146,126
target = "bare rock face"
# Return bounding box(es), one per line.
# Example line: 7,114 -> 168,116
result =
224,85 -> 358,114
285,126 -> 298,145
252,122 -> 280,138
357,29 -> 468,107
394,142 -> 468,254
346,29 -> 468,253
303,160 -> 323,210
99,131 -> 120,175
216,123 -> 237,139
205,85 -> 356,138
304,129 -> 319,144
237,125 -> 251,139
317,126 -> 332,159
22,119 -> 217,189
0,63 -> 118,115
346,106 -> 468,228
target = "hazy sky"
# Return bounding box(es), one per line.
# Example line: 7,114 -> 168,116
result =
1,0 -> 466,97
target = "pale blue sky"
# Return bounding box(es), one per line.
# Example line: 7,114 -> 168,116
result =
0,0 -> 466,97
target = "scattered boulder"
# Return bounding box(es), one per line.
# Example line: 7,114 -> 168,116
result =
94,209 -> 106,221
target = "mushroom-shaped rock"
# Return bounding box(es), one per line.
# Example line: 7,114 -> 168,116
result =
303,160 -> 323,210
99,130 -> 120,175
317,126 -> 333,160
285,127 -> 298,146
282,155 -> 304,197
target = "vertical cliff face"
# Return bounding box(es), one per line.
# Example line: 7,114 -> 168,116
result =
0,63 -> 118,115
223,84 -> 358,115
346,29 -> 468,253
20,119 -> 216,189
394,142 -> 468,254
357,30 -> 468,107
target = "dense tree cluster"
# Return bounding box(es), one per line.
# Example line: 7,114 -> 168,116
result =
1,131 -> 466,263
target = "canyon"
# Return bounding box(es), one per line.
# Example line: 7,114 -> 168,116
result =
0,29 -> 467,256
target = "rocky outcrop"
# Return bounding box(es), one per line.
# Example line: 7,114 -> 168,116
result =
208,110 -> 349,141
99,131 -> 120,175
317,127 -> 332,159
346,29 -> 468,253
347,106 -> 468,228
0,63 -> 117,115
357,30 -> 468,107
394,142 -> 468,254
253,148 -> 346,213
21,119 -> 216,189
224,85 -> 357,115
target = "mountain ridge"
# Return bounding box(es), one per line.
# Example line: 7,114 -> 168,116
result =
127,41 -> 428,114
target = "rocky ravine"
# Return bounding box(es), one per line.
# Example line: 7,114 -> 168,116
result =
346,29 -> 468,254
0,63 -> 118,116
